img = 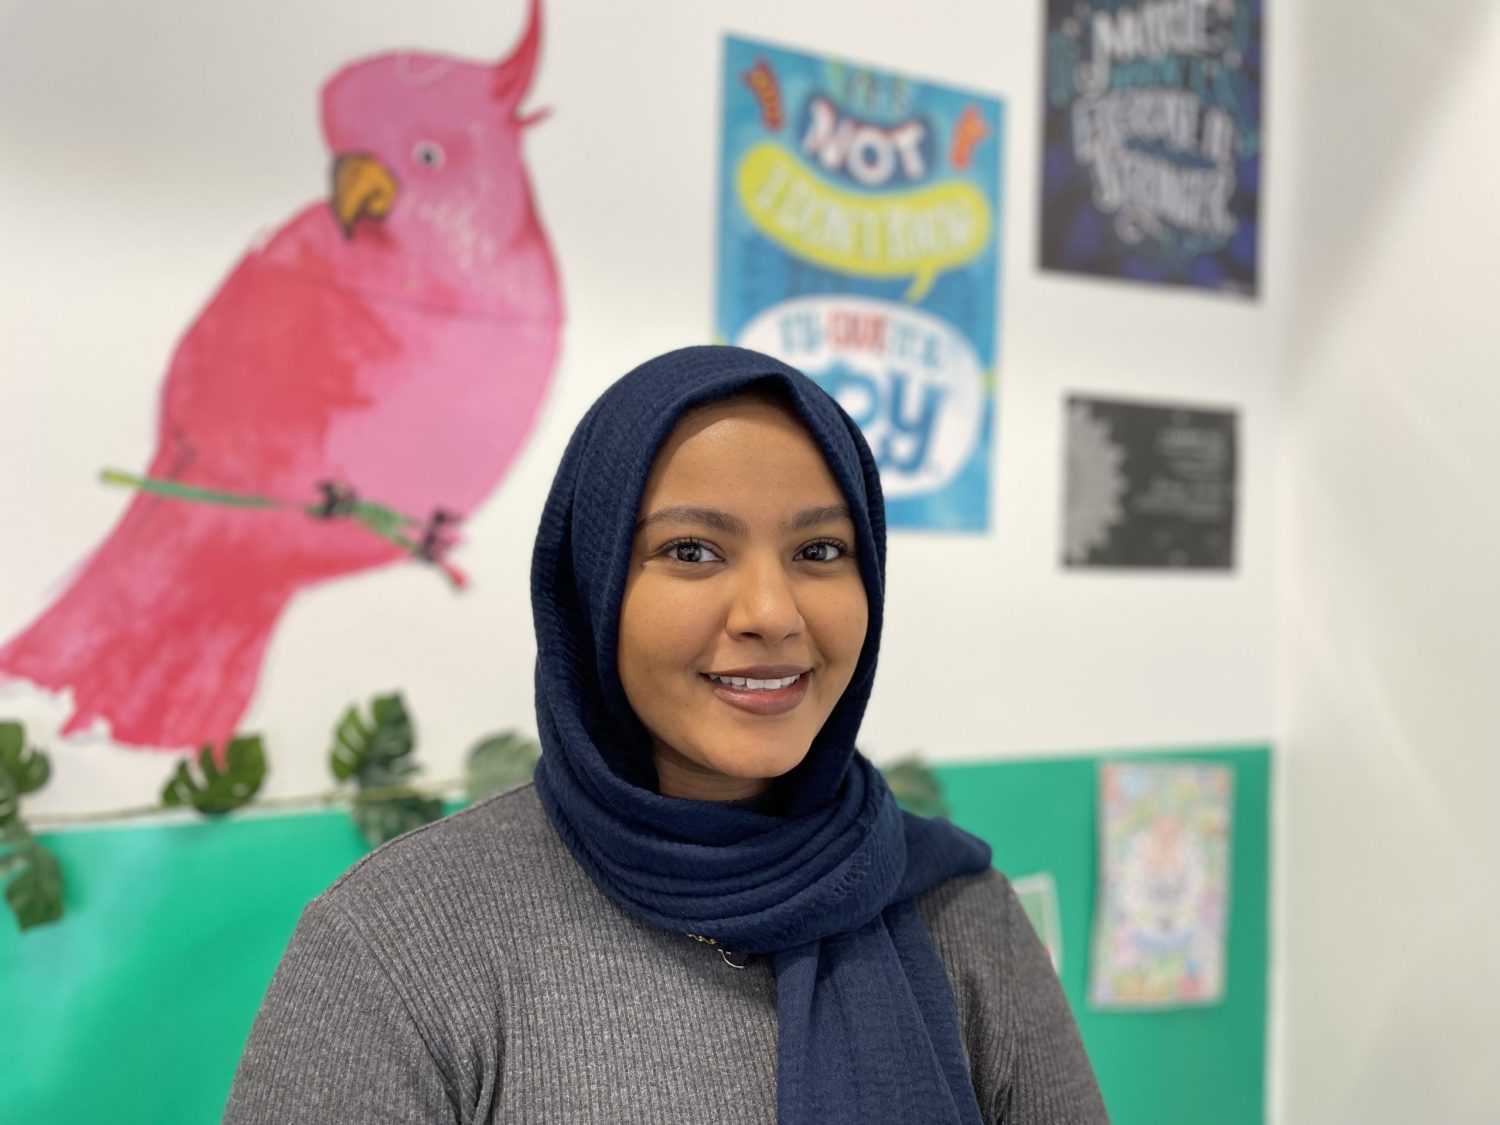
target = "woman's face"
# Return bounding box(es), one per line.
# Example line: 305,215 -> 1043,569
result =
618,397 -> 870,802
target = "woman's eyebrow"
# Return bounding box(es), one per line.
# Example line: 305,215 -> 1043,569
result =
635,504 -> 853,535
636,506 -> 745,535
787,504 -> 854,532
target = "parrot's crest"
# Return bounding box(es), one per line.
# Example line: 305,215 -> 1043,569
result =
304,0 -> 557,317
493,0 -> 542,114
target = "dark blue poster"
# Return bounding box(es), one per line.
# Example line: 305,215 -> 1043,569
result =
1041,0 -> 1263,295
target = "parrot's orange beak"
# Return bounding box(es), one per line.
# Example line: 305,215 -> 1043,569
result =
330,153 -> 399,238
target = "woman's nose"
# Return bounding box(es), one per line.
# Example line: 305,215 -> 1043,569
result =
726,556 -> 805,642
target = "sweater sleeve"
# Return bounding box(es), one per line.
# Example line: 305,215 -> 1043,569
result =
223,897 -> 459,1125
993,880 -> 1110,1125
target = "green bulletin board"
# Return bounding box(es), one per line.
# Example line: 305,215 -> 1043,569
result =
937,745 -> 1271,1125
1,745 -> 1269,1123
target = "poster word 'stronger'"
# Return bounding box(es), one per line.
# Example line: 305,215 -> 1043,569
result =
718,35 -> 1005,531
1064,394 -> 1237,569
1089,761 -> 1234,1009
1041,0 -> 1264,294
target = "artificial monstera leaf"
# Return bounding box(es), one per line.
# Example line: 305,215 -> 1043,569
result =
0,723 -> 62,931
0,721 -> 51,822
1,820 -> 63,932
161,736 -> 267,816
465,731 -> 540,802
332,693 -> 439,848
351,790 -> 444,849
330,693 -> 415,784
2,839 -> 63,931
329,706 -> 374,782
880,755 -> 950,819
366,695 -> 415,774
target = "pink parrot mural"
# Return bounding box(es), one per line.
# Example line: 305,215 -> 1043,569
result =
0,0 -> 561,753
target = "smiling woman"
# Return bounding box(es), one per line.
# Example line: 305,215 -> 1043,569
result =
620,392 -> 870,802
224,346 -> 1108,1125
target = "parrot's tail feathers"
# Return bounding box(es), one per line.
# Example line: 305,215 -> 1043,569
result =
0,498 -> 298,752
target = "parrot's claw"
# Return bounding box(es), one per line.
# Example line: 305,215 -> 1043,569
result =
415,508 -> 460,563
313,480 -> 359,519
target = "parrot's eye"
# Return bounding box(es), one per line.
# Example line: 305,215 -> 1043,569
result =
411,141 -> 446,171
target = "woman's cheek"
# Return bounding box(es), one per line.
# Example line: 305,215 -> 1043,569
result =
822,586 -> 869,645
645,587 -> 715,660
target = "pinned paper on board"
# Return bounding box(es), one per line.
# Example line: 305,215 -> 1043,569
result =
1089,762 -> 1233,1009
1012,872 -> 1063,973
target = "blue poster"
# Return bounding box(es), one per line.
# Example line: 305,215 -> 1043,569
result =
717,36 -> 1005,532
1041,0 -> 1263,294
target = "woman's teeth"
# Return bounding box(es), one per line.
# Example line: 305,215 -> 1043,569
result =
707,673 -> 802,691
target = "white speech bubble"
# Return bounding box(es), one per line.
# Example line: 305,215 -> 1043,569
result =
737,295 -> 986,498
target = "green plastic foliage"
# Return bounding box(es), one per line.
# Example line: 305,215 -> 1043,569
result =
0,721 -> 63,932
464,730 -> 541,802
880,754 -> 950,818
330,694 -> 441,848
0,722 -> 52,821
161,737 -> 267,816
1,823 -> 63,931
350,793 -> 443,850
331,694 -> 413,783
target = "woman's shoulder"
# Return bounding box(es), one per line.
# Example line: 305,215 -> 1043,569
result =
305,782 -> 591,959
915,864 -> 1041,1002
324,781 -> 560,896
917,864 -> 1015,940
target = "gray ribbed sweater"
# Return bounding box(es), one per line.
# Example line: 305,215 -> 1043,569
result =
223,783 -> 1108,1124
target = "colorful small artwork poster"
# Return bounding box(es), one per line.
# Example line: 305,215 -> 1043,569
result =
718,35 -> 1005,531
1063,394 -> 1237,569
1040,0 -> 1263,294
1089,762 -> 1233,1009
1012,872 -> 1064,973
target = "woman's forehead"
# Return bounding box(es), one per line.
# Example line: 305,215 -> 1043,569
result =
637,400 -> 850,515
651,401 -> 833,477
675,388 -> 802,431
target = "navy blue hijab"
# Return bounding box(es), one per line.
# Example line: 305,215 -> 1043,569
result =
531,345 -> 992,1124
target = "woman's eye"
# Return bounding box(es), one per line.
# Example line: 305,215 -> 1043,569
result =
665,539 -> 722,564
411,141 -> 446,170
798,540 -> 849,563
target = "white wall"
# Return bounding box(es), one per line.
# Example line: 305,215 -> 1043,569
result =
11,0 -> 1498,1117
1277,1 -> 1500,1120
0,0 -> 1288,819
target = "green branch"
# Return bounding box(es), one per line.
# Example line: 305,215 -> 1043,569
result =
100,468 -> 469,589
27,777 -> 468,830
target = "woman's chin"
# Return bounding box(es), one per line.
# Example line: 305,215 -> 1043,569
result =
707,742 -> 811,783
651,729 -> 816,799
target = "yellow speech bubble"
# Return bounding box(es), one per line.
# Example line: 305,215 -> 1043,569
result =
735,143 -> 992,302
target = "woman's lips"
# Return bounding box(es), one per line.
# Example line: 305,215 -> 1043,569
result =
700,671 -> 810,716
